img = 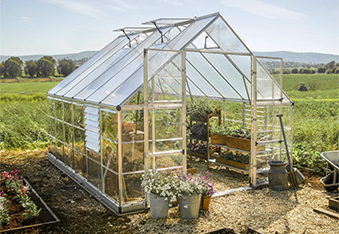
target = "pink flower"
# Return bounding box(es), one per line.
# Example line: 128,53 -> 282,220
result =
3,171 -> 9,179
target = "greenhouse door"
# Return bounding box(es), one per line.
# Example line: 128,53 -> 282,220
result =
143,49 -> 187,175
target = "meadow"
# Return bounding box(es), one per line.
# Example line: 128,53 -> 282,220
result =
0,74 -> 338,173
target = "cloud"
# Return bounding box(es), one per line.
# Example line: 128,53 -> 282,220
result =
21,16 -> 34,24
40,0 -> 133,19
219,0 -> 308,20
153,0 -> 184,6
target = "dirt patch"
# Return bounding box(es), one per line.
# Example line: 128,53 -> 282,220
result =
0,149 -> 338,234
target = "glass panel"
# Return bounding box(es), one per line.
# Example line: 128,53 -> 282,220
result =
206,17 -> 249,53
122,173 -> 143,205
148,154 -> 183,170
186,78 -> 205,97
103,170 -> 119,203
87,149 -> 101,164
101,111 -> 117,141
229,55 -> 251,82
77,27 -> 172,102
55,120 -> 64,142
64,102 -> 73,124
74,104 -> 85,129
74,128 -> 85,153
50,140 -> 64,161
61,46 -> 133,97
47,116 -> 55,138
55,100 -> 63,120
102,139 -> 118,171
187,52 -> 240,98
75,150 -> 87,178
203,52 -> 248,99
87,157 -> 101,189
63,145 -> 74,168
47,97 -> 54,117
48,35 -> 128,95
64,124 -> 74,148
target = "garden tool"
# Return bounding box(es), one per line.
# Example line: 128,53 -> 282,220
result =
277,114 -> 303,188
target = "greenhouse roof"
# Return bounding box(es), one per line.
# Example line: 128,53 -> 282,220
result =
48,12 -> 292,107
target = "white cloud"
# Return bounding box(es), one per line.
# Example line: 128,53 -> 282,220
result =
219,0 -> 308,20
40,0 -> 133,19
21,16 -> 34,24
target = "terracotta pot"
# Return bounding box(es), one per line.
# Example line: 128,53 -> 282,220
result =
200,195 -> 212,211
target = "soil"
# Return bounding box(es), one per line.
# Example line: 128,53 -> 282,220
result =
0,149 -> 335,234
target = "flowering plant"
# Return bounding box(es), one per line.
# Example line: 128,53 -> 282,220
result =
0,169 -> 41,225
196,171 -> 215,197
141,169 -> 175,198
174,172 -> 205,196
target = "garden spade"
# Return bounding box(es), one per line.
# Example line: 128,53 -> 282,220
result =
277,114 -> 302,188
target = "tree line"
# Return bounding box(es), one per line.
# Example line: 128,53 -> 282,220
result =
0,56 -> 80,78
267,60 -> 339,74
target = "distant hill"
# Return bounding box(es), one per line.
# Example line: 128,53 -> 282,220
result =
1,50 -> 338,64
253,51 -> 339,64
0,51 -> 97,63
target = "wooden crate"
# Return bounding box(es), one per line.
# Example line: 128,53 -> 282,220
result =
211,134 -> 227,145
215,157 -> 249,170
329,196 -> 339,211
226,136 -> 264,151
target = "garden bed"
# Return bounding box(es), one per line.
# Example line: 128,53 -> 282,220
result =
0,149 -> 338,233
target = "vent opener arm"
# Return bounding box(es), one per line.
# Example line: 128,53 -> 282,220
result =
121,29 -> 131,47
152,22 -> 163,43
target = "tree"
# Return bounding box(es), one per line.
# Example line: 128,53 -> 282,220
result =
306,79 -> 321,91
57,59 -> 76,77
317,67 -> 326,73
325,60 -> 336,69
0,63 -> 4,77
3,58 -> 23,78
298,83 -> 308,91
37,58 -> 55,77
25,60 -> 38,77
291,68 -> 298,74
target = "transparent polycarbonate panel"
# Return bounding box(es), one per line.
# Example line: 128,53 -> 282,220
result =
78,27 -> 172,102
186,62 -> 221,98
148,154 -> 183,170
122,173 -> 143,205
49,140 -> 64,161
164,14 -> 218,50
187,52 -> 240,99
47,97 -> 54,117
228,55 -> 251,83
206,17 -> 249,53
154,109 -> 182,150
60,47 -> 133,97
87,156 -> 102,189
63,145 -> 74,168
102,139 -> 117,171
55,100 -> 63,120
64,102 -> 73,124
203,52 -> 248,99
126,89 -> 144,105
64,124 -> 74,147
47,117 -> 55,138
103,170 -> 119,203
186,78 -> 205,97
122,140 -> 144,172
74,128 -> 85,153
101,111 -> 117,141
256,62 -> 274,99
163,26 -> 181,43
48,35 -> 127,95
74,150 -> 87,178
55,120 -> 64,142
74,104 -> 85,129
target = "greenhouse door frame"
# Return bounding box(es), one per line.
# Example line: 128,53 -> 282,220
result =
143,48 -> 187,201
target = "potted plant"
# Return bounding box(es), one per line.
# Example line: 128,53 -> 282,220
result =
141,169 -> 175,218
210,125 -> 229,145
173,172 -> 204,219
196,171 -> 215,211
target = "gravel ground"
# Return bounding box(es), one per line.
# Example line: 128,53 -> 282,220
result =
0,149 -> 338,234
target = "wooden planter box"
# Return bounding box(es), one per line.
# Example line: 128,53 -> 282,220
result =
211,134 -> 227,145
329,196 -> 339,212
215,157 -> 250,170
226,136 -> 264,151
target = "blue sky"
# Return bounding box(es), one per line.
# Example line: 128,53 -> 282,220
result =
1,0 -> 338,56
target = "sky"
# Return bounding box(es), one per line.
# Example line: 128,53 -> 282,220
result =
0,0 -> 338,56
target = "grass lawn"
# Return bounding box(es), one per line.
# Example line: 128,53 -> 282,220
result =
0,80 -> 61,95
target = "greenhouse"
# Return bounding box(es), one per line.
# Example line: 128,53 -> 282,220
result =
47,12 -> 294,215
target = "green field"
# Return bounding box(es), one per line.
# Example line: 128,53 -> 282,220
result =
0,81 -> 59,95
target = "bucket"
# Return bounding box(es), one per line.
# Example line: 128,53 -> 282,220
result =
149,193 -> 171,218
178,194 -> 201,219
268,161 -> 289,191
